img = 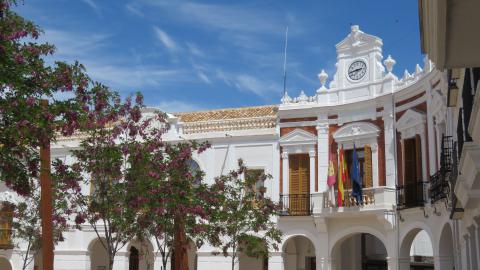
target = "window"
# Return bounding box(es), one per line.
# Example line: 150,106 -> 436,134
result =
186,159 -> 202,186
0,202 -> 13,249
344,145 -> 373,189
246,169 -> 266,200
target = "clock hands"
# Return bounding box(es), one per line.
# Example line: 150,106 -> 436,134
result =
349,67 -> 363,75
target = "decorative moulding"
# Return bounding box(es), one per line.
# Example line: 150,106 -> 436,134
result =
396,109 -> 426,138
333,122 -> 380,144
279,128 -> 317,147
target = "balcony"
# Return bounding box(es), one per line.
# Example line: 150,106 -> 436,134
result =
397,181 -> 429,209
430,136 -> 453,203
313,187 -> 396,215
279,194 -> 312,216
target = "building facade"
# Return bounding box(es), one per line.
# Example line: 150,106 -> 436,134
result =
0,25 -> 462,270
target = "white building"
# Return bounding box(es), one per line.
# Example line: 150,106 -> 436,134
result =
0,24 -> 466,270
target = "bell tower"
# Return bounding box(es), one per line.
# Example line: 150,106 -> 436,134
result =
329,25 -> 385,89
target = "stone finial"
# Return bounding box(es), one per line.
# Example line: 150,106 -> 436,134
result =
318,69 -> 328,89
403,70 -> 411,81
415,64 -> 423,75
297,90 -> 308,103
351,25 -> 360,33
384,55 -> 396,73
423,55 -> 432,72
281,91 -> 292,104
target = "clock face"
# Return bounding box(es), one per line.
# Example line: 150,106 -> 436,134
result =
348,60 -> 367,81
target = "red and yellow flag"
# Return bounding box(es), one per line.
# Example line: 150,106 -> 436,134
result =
327,154 -> 336,187
337,147 -> 347,206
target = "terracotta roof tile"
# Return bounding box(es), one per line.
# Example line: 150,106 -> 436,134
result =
174,105 -> 278,123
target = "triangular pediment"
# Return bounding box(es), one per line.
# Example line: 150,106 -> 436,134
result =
279,128 -> 316,146
333,122 -> 380,143
396,109 -> 426,131
336,25 -> 382,52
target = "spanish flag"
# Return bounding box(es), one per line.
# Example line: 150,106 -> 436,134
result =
327,154 -> 336,187
337,147 -> 347,206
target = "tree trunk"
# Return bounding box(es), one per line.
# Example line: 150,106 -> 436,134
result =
173,216 -> 189,270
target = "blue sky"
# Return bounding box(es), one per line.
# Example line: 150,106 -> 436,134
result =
15,0 -> 423,112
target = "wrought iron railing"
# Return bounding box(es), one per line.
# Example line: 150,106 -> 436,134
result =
449,141 -> 464,219
396,181 -> 428,209
430,135 -> 453,203
279,194 -> 312,216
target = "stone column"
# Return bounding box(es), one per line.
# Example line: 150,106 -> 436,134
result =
426,82 -> 437,174
309,149 -> 316,194
420,130 -> 428,183
464,234 -> 472,270
398,256 -> 410,270
386,256 -> 398,270
267,253 -> 284,270
469,225 -> 480,269
383,103 -> 396,187
316,122 -> 330,192
282,151 -> 289,195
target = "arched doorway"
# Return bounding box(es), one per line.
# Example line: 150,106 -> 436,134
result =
239,242 -> 268,270
129,240 -> 155,270
438,223 -> 454,270
283,236 -> 316,270
89,238 -> 109,270
0,257 -> 12,270
400,229 -> 433,270
129,246 -> 140,270
332,233 -> 387,270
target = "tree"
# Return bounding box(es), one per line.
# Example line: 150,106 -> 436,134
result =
0,0 -> 96,195
55,92 -> 163,270
215,159 -> 282,270
12,166 -> 81,270
130,140 -> 226,270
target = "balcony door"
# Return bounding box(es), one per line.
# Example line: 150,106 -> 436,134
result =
289,154 -> 310,215
404,135 -> 423,207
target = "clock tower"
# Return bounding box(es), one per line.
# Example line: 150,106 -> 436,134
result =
329,25 -> 385,90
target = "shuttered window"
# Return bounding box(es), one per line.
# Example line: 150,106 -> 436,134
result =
289,154 -> 310,215
289,154 -> 309,195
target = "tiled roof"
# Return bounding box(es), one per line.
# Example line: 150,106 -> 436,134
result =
174,105 -> 278,123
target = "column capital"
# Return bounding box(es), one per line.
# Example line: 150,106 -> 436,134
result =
316,122 -> 329,134
309,149 -> 316,157
281,151 -> 289,159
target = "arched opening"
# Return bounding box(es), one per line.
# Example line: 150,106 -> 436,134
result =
129,246 -> 140,270
129,240 -> 155,270
0,257 -> 12,270
438,223 -> 454,270
400,229 -> 433,270
332,233 -> 387,270
239,242 -> 268,270
89,238 -> 109,270
283,236 -> 316,270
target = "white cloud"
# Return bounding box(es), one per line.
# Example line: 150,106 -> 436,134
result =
82,0 -> 101,16
156,100 -> 203,113
153,26 -> 179,52
186,43 -> 205,58
83,62 -> 188,90
42,29 -> 110,60
125,3 -> 144,17
197,71 -> 211,84
234,74 -> 281,97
